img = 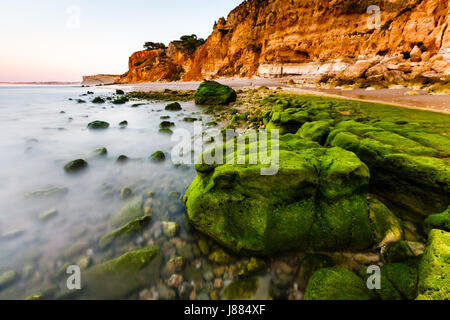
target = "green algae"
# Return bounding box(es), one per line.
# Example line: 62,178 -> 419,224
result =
424,207 -> 450,234
194,81 -> 237,105
98,216 -> 151,249
110,196 -> 144,227
83,246 -> 161,299
224,277 -> 258,300
304,266 -> 378,300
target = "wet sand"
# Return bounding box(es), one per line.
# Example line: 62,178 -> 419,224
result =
104,78 -> 450,114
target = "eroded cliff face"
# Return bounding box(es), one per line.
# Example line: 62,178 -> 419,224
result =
119,0 -> 450,83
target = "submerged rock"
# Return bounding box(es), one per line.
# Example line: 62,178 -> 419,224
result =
116,89 -> 125,95
38,208 -> 58,222
98,216 -> 151,249
150,151 -> 166,162
184,134 -> 403,255
224,277 -> 258,300
64,159 -> 88,173
87,120 -> 109,129
194,81 -> 237,105
83,246 -> 161,299
0,270 -> 18,290
90,147 -> 107,158
160,121 -> 175,128
165,102 -> 182,111
417,229 -> 450,300
120,187 -> 132,200
119,120 -> 128,128
92,97 -> 105,104
297,254 -> 334,291
304,266 -> 377,300
162,221 -> 179,237
110,196 -> 144,227
116,155 -> 129,163
159,128 -> 173,135
25,186 -> 68,199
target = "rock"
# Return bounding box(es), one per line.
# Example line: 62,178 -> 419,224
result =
163,256 -> 185,275
417,229 -> 450,300
165,102 -> 182,111
296,120 -> 333,144
116,89 -> 125,95
197,238 -> 209,255
431,60 -> 450,74
208,249 -> 230,265
91,147 -> 107,157
359,262 -> 418,300
160,121 -> 175,128
110,196 -> 144,227
98,216 -> 151,249
194,81 -> 237,105
25,186 -> 68,199
203,271 -> 214,281
0,228 -> 25,241
178,282 -> 193,300
421,51 -> 432,62
338,58 -> 380,81
424,206 -> 450,234
244,257 -> 266,275
87,121 -> 109,129
83,246 -> 162,299
38,208 -> 58,222
77,256 -> 92,269
0,270 -> 18,289
167,274 -> 183,289
384,70 -> 405,82
410,46 -> 422,62
159,128 -> 173,135
158,284 -> 177,300
76,99 -> 86,103
183,117 -> 198,122
224,277 -> 258,300
119,120 -> 128,128
64,159 -> 88,173
184,134 -> 401,255
365,63 -> 388,80
92,97 -> 105,104
150,151 -> 166,162
161,221 -> 179,237
382,241 -> 420,263
120,187 -> 132,200
304,266 -> 377,300
112,97 -> 129,104
297,254 -> 334,291
25,294 -> 44,300
326,120 -> 449,217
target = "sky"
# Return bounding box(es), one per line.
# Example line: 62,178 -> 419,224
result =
0,0 -> 243,82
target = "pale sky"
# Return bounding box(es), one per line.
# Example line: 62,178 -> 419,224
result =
0,0 -> 243,82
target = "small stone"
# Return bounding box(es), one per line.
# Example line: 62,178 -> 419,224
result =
197,238 -> 209,255
116,89 -> 125,95
0,270 -> 18,288
92,97 -> 105,104
120,187 -> 132,200
116,155 -> 129,163
178,282 -> 193,300
203,271 -> 214,281
214,278 -> 223,289
158,285 -> 176,300
164,256 -> 185,275
87,120 -> 109,129
165,102 -> 182,111
25,294 -> 44,300
119,120 -> 128,128
167,274 -> 184,289
162,221 -> 179,237
196,292 -> 210,300
77,256 -> 92,269
150,151 -> 166,162
64,159 -> 88,173
213,266 -> 226,277
210,290 -> 220,300
208,249 -> 230,265
39,208 -> 58,222
91,147 -> 107,157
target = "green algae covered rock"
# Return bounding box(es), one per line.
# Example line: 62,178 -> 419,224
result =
297,120 -> 333,144
83,246 -> 162,299
297,254 -> 334,291
359,261 -> 419,300
184,134 -> 402,255
194,81 -> 237,105
224,277 -> 258,300
110,196 -> 144,227
87,120 -> 109,129
165,102 -> 182,111
98,216 -> 151,249
304,266 -> 378,300
417,229 -> 450,300
382,241 -> 419,264
0,270 -> 18,289
150,151 -> 166,162
64,159 -> 88,173
424,206 -> 450,234
326,120 -> 450,218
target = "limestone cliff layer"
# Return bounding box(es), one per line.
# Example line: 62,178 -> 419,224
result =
119,0 -> 450,83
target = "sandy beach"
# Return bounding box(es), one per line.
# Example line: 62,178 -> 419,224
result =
103,78 -> 450,114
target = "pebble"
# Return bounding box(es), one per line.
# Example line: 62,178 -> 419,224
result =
213,278 -> 223,289
167,274 -> 184,289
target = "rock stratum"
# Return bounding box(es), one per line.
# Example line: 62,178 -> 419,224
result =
118,0 -> 449,83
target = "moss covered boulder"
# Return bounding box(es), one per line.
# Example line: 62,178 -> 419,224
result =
417,229 -> 450,300
184,134 -> 402,255
194,81 -> 237,105
326,120 -> 449,218
83,246 -> 161,299
165,102 -> 182,111
297,120 -> 333,144
304,266 -> 378,300
64,159 -> 88,173
424,206 -> 450,234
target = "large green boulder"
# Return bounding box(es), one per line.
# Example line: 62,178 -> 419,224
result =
184,134 -> 402,255
417,229 -> 450,300
82,246 -> 161,299
98,216 -> 151,249
303,266 -> 378,300
194,81 -> 237,105
326,120 -> 450,218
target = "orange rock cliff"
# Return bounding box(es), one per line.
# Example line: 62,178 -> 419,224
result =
117,0 -> 449,83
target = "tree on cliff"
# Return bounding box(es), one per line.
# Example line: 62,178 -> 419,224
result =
179,34 -> 205,54
144,42 -> 167,50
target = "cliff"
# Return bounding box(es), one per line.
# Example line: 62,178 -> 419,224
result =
82,74 -> 121,86
119,0 -> 450,83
